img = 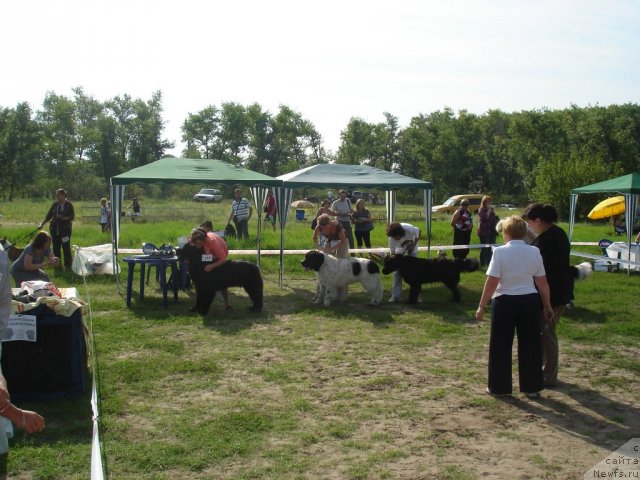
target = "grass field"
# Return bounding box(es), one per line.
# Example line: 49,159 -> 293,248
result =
1,199 -> 638,479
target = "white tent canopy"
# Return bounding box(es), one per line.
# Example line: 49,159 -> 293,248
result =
275,164 -> 434,285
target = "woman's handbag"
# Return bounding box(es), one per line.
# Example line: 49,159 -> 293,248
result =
310,218 -> 318,230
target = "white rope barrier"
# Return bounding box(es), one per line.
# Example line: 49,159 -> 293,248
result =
90,242 -> 604,257
76,265 -> 106,479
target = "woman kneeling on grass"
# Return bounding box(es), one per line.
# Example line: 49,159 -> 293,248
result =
475,215 -> 553,399
10,231 -> 59,287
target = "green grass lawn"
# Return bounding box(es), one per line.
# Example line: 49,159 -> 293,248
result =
1,199 -> 638,479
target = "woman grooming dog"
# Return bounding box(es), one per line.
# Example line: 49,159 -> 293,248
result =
312,214 -> 349,259
386,222 -> 421,303
189,228 -> 231,310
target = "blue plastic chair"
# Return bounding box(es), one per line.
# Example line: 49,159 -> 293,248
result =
295,209 -> 306,222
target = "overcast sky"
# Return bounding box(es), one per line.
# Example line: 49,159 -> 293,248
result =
2,0 -> 639,154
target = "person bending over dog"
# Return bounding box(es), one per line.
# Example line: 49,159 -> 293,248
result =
312,214 -> 350,302
178,242 -> 263,314
194,225 -> 231,309
386,222 -> 421,303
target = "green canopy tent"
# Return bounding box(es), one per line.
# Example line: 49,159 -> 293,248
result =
569,173 -> 640,272
109,157 -> 282,289
274,163 -> 433,285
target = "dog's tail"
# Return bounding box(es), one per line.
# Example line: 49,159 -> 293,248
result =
571,262 -> 593,281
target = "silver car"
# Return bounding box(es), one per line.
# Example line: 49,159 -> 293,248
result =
193,188 -> 223,203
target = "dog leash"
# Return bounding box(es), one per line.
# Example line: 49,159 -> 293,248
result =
10,228 -> 39,246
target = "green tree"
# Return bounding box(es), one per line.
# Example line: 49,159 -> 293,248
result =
245,103 -> 272,173
268,105 -> 319,175
181,105 -> 221,159
0,103 -> 41,200
37,92 -> 76,178
336,117 -> 377,165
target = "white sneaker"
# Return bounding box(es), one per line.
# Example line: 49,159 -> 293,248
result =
388,297 -> 399,303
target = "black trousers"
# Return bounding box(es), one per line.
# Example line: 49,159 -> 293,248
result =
354,230 -> 371,248
51,230 -> 73,267
453,229 -> 471,259
478,233 -> 495,266
488,293 -> 543,394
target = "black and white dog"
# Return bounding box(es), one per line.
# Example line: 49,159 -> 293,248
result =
382,255 -> 479,303
301,251 -> 383,306
178,243 -> 263,314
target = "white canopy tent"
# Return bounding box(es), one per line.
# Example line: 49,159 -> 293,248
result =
275,164 -> 434,285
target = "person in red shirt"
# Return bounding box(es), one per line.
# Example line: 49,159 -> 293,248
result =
263,191 -> 277,232
190,225 -> 231,309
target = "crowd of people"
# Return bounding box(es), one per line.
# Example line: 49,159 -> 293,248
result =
308,194 -> 577,399
3,187 -> 587,411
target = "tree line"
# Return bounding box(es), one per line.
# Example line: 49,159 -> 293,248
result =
1,88 -> 639,218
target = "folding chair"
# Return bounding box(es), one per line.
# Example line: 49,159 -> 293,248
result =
295,209 -> 307,222
596,239 -> 618,272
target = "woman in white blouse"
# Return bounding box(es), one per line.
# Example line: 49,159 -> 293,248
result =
476,216 -> 553,399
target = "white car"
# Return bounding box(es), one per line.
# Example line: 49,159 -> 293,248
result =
193,188 -> 223,203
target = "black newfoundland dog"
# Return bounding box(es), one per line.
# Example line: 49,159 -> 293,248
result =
382,255 -> 479,303
178,243 -> 263,314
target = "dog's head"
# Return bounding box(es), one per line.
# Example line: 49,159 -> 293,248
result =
301,250 -> 325,272
0,238 -> 22,261
381,254 -> 404,275
224,223 -> 236,237
572,262 -> 593,280
176,242 -> 201,264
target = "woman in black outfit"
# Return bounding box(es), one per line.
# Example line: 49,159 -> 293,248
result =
450,199 -> 473,259
37,188 -> 74,268
523,203 -> 573,387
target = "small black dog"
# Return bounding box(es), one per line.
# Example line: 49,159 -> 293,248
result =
382,255 -> 479,303
178,243 -> 263,314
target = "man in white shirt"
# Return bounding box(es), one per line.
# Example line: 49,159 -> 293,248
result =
386,222 -> 421,302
